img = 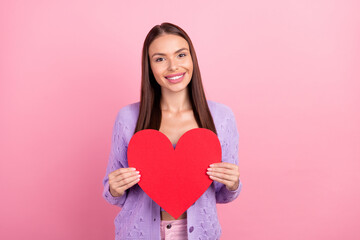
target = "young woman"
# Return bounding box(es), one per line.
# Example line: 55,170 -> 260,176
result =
102,22 -> 242,240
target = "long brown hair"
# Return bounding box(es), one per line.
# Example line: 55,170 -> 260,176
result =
134,22 -> 217,135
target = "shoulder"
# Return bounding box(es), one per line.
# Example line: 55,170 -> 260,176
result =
207,100 -> 237,142
117,102 -> 140,121
112,102 -> 140,142
116,101 -> 140,123
207,99 -> 235,121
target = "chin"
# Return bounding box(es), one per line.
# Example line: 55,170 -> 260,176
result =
162,84 -> 189,93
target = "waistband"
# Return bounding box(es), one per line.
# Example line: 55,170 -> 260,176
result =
160,218 -> 187,225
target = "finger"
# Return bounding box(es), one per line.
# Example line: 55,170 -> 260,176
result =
117,175 -> 141,191
208,175 -> 233,187
207,167 -> 237,176
116,174 -> 141,188
110,167 -> 137,177
207,170 -> 238,182
113,170 -> 140,182
210,162 -> 238,170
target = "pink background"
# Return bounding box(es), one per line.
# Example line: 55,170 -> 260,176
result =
1,0 -> 359,239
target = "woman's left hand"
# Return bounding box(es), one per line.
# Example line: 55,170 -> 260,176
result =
206,162 -> 240,191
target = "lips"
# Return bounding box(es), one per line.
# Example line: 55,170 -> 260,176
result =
165,72 -> 186,79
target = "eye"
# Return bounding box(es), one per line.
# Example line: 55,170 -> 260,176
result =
155,57 -> 164,62
179,53 -> 186,58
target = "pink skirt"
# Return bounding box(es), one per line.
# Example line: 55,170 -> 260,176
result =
160,218 -> 188,240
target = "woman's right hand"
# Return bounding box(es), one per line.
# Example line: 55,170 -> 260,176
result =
108,167 -> 141,197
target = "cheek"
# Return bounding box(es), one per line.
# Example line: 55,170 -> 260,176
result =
184,59 -> 193,71
150,65 -> 162,77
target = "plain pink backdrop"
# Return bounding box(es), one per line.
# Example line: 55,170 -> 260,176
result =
1,0 -> 359,239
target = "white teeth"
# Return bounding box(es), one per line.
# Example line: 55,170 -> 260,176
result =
166,74 -> 184,80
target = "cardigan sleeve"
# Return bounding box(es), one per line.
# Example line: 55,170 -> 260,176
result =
102,110 -> 129,208
215,107 -> 243,203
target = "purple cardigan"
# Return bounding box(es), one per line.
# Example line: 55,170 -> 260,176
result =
102,100 -> 243,240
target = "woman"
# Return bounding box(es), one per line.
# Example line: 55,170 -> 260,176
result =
102,22 -> 242,240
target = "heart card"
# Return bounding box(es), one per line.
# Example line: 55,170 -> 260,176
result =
127,128 -> 221,219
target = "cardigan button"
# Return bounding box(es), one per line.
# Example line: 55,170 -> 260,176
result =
166,224 -> 172,229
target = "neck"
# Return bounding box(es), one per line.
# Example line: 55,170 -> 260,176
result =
160,87 -> 192,113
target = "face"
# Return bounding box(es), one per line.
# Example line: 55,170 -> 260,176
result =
148,34 -> 193,93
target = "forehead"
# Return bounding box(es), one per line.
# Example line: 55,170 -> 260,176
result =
149,34 -> 189,53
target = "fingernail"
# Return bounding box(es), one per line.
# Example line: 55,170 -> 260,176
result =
136,171 -> 140,174
209,164 -> 214,167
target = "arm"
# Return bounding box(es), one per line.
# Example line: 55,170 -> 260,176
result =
102,111 -> 129,207
214,108 -> 243,203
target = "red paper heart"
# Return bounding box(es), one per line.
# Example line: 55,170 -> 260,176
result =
127,128 -> 221,219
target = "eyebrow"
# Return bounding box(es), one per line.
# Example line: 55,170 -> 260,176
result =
151,48 -> 189,58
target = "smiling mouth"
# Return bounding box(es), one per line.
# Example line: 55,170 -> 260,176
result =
165,73 -> 185,80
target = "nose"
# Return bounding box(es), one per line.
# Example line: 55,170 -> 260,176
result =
168,58 -> 178,71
